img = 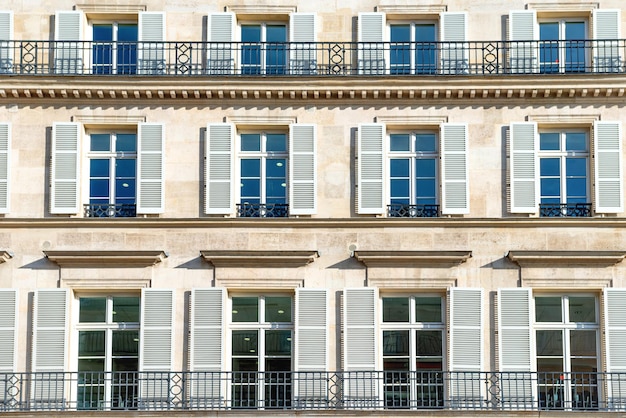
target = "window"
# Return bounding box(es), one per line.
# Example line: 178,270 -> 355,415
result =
390,23 -> 437,74
231,295 -> 293,408
381,296 -> 445,408
92,21 -> 138,74
87,131 -> 137,217
76,295 -> 140,410
535,295 -> 599,409
241,24 -> 287,75
539,20 -> 586,73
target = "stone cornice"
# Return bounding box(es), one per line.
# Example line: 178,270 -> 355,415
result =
200,250 -> 319,268
354,251 -> 472,268
44,250 -> 168,267
507,251 -> 626,267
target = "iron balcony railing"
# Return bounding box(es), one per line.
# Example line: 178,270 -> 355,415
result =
0,39 -> 625,76
539,203 -> 592,217
83,203 -> 137,218
388,204 -> 440,218
0,370 -> 624,412
237,203 -> 289,218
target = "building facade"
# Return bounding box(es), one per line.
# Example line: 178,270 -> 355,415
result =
1,0 -> 626,416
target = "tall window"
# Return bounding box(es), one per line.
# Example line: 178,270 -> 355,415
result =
241,24 -> 287,75
381,295 -> 445,408
539,130 -> 589,216
539,20 -> 586,73
239,132 -> 288,217
87,132 -> 137,217
535,295 -> 599,410
77,296 -> 140,410
388,132 -> 439,217
390,23 -> 437,74
231,295 -> 293,408
92,22 -> 138,74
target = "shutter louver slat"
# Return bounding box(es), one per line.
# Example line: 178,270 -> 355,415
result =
358,13 -> 385,74
137,123 -> 164,214
51,123 -> 79,214
357,124 -> 384,214
54,11 -> 83,74
290,124 -> 316,214
0,123 -> 9,212
290,13 -> 316,74
440,13 -> 468,75
593,10 -> 621,72
138,12 -> 165,75
441,123 -> 469,214
207,13 -> 235,74
509,11 -> 538,73
205,124 -> 234,214
595,121 -> 623,213
0,290 -> 16,372
510,122 -> 538,213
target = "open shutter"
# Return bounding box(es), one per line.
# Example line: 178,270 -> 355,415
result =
205,123 -> 234,214
0,11 -> 13,73
138,12 -> 166,75
594,121 -> 623,213
290,13 -> 317,74
358,12 -> 385,74
54,11 -> 83,74
51,122 -> 80,215
440,12 -> 468,74
32,289 -> 68,409
206,13 -> 235,74
0,290 -> 17,373
140,289 -> 174,407
510,122 -> 538,213
441,123 -> 469,214
137,123 -> 164,214
189,288 -> 225,408
289,124 -> 316,215
593,9 -> 621,72
605,289 -> 626,408
295,289 -> 328,407
0,123 -> 9,213
449,288 -> 483,407
357,123 -> 385,215
509,10 -> 538,73
343,288 -> 379,407
498,288 -> 535,408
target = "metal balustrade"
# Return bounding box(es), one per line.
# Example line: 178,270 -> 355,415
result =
539,203 -> 592,217
0,39 -> 624,76
237,203 -> 289,218
0,371 -> 624,411
83,203 -> 137,218
388,204 -> 440,218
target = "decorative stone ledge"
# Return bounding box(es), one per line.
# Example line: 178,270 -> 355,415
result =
353,251 -> 472,268
200,250 -> 319,268
0,251 -> 13,263
507,250 -> 626,267
44,250 -> 168,268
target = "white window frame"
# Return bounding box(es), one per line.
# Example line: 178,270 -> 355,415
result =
387,20 -> 438,74
239,21 -> 288,74
89,19 -> 139,75
538,18 -> 589,73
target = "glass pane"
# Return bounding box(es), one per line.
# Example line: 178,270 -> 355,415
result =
415,158 -> 436,176
540,158 -> 560,176
383,330 -> 409,356
78,358 -> 105,372
90,159 -> 110,177
266,179 -> 287,200
566,132 -> 587,151
571,358 -> 598,373
265,330 -> 292,356
390,159 -> 409,177
115,159 -> 136,178
116,134 -> 137,152
539,133 -> 560,151
416,330 -> 442,357
537,357 -> 563,373
241,180 -> 260,201
266,134 -> 287,152
566,158 -> 587,177
390,134 -> 410,152
384,359 -> 409,371
115,179 -> 136,200
112,331 -> 139,356
383,298 -> 409,322
265,297 -> 292,322
416,179 -> 436,199
232,330 -> 258,356
415,24 -> 437,74
241,25 -> 261,43
536,330 -> 563,356
536,297 -> 563,322
266,159 -> 286,178
565,22 -> 586,40
390,179 -> 409,200
79,331 -> 106,356
241,134 -> 261,151
91,134 -> 111,152
241,159 -> 260,177
233,297 -> 258,322
266,26 -> 287,75
390,25 -> 410,42
266,25 -> 286,42
566,178 -> 587,200
80,298 -> 106,323
233,358 -> 258,372
415,24 -> 436,42
540,22 -> 559,41
569,297 -> 596,322
415,134 -> 437,152
90,180 -> 109,201
570,330 -> 597,357
266,358 -> 291,372
113,296 -> 140,322
415,297 -> 442,322
390,25 -> 410,73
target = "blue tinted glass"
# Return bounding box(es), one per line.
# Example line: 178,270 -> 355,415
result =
115,179 -> 136,198
416,134 -> 437,152
539,23 -> 560,73
566,158 -> 587,176
416,179 -> 436,198
241,25 -> 261,42
241,179 -> 260,199
266,134 -> 287,152
415,24 -> 436,42
565,22 -> 585,40
117,24 -> 138,74
116,134 -> 137,152
266,26 -> 286,74
390,25 -> 410,73
90,179 -> 109,198
541,197 -> 561,204
241,134 -> 261,151
390,179 -> 409,199
241,25 -> 261,74
540,133 -> 560,150
567,178 -> 587,198
90,159 -> 109,177
93,25 -> 113,42
390,25 -> 410,42
540,158 -> 560,176
115,159 -> 136,178
390,134 -> 410,151
416,158 -> 436,176
91,134 -> 111,152
118,24 -> 138,42
266,25 -> 286,42
266,179 -> 287,198
266,159 -> 286,177
241,159 -> 260,177
415,24 -> 437,74
541,178 -> 561,197
390,159 -> 410,177
416,196 -> 437,205
566,133 -> 587,151
540,22 -> 559,41
92,25 -> 113,74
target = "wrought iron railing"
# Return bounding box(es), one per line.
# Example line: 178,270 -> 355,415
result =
388,204 -> 440,218
83,203 -> 136,218
0,370 -> 622,411
237,203 -> 289,218
0,39 -> 625,76
539,203 -> 592,217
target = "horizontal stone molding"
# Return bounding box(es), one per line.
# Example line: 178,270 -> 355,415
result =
354,250 -> 472,268
200,250 -> 319,268
44,250 -> 168,268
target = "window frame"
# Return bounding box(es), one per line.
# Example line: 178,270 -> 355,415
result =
388,20 -> 438,75
239,21 -> 288,75
89,18 -> 139,75
537,17 -> 589,73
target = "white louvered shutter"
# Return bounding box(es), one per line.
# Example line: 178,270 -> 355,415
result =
593,9 -> 621,72
190,288 -> 225,407
0,123 -> 9,213
0,11 -> 13,74
343,288 -> 379,407
137,123 -> 164,214
510,122 -> 539,213
498,288 -> 535,408
509,10 -> 538,73
54,11 -> 83,74
289,124 -> 316,215
290,13 -> 317,74
32,289 -> 68,407
440,12 -> 468,75
605,289 -> 626,408
358,12 -> 385,75
206,13 -> 235,74
0,290 -> 17,373
441,123 -> 469,214
138,12 -> 166,75
295,289 -> 328,406
449,288 -> 483,407
594,121 -> 623,213
205,123 -> 234,214
357,123 -> 385,214
140,289 -> 174,404
51,122 -> 80,215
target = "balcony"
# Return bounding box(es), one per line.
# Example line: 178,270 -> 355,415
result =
0,39 -> 624,76
0,370 -> 620,412
388,204 -> 440,218
539,203 -> 592,217
237,203 -> 289,218
83,203 -> 136,218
